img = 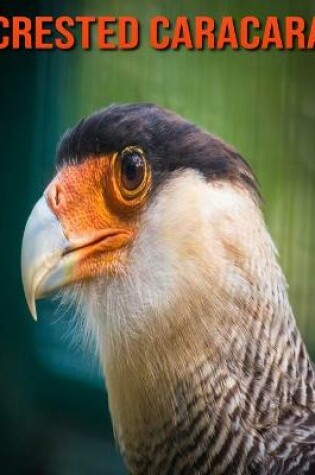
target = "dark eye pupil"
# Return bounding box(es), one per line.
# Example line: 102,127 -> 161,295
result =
121,151 -> 145,190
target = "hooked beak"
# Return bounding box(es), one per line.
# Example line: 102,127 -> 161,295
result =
21,195 -> 133,321
21,196 -> 69,320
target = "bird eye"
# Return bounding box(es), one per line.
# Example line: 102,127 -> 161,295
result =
111,146 -> 150,207
119,148 -> 146,192
120,149 -> 145,191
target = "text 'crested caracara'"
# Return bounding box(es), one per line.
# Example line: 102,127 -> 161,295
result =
21,104 -> 315,474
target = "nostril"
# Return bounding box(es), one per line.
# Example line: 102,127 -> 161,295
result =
55,185 -> 61,207
49,183 -> 65,211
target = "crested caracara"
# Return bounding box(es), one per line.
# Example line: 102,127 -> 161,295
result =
21,104 -> 315,474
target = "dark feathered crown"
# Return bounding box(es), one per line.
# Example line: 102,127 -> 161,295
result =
57,103 -> 259,199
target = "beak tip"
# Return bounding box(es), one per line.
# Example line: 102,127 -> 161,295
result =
30,304 -> 38,322
25,292 -> 38,321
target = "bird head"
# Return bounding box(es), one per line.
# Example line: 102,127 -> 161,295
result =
22,103 -> 272,359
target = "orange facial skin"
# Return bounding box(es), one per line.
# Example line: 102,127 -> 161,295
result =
45,153 -> 151,283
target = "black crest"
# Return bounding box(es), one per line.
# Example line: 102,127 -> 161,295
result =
57,103 -> 259,198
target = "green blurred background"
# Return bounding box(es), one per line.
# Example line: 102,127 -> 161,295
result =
1,0 -> 314,474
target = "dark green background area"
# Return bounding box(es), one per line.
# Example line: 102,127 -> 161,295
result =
0,1 -> 314,474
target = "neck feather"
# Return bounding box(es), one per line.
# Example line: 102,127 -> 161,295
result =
100,260 -> 314,456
